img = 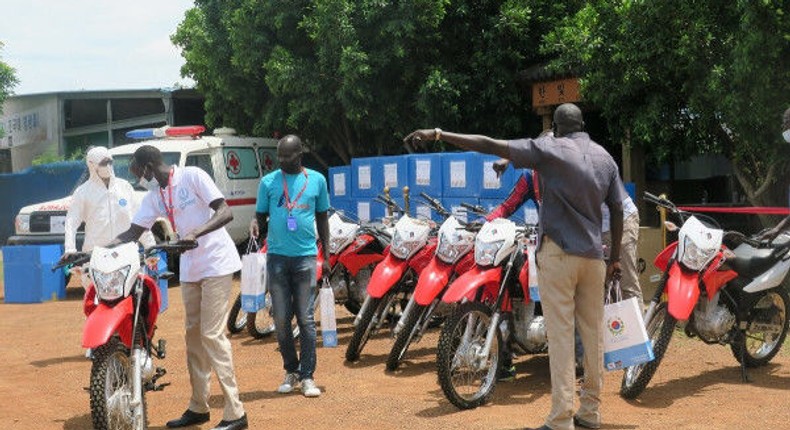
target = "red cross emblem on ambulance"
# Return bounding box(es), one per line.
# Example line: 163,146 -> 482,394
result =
227,151 -> 241,174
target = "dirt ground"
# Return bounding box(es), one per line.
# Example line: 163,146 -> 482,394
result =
2,280 -> 790,430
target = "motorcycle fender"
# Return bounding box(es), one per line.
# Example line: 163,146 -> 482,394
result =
665,263 -> 700,320
82,297 -> 134,349
367,253 -> 409,298
339,252 -> 385,277
654,241 -> 678,271
413,258 -> 454,306
442,266 -> 503,304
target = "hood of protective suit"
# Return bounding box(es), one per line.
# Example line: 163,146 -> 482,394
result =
85,146 -> 114,182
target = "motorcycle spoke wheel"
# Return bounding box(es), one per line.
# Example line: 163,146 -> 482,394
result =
437,302 -> 499,410
247,294 -> 276,339
226,294 -> 247,334
346,296 -> 387,362
90,339 -> 146,430
732,288 -> 790,367
620,302 -> 675,399
386,304 -> 427,371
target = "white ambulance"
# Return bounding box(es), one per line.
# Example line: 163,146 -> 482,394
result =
10,126 -> 278,251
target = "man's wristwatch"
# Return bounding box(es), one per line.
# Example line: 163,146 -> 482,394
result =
434,127 -> 442,141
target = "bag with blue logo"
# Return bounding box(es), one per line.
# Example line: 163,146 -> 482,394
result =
319,277 -> 338,347
240,238 -> 267,313
603,279 -> 654,371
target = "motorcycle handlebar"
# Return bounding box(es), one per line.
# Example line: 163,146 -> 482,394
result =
460,202 -> 488,215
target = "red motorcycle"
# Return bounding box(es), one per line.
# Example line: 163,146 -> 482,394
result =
56,241 -> 194,430
345,194 -> 437,362
619,193 -> 790,398
436,218 -> 546,409
385,195 -> 483,371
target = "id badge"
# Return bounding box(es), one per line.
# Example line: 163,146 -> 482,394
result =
287,215 -> 298,232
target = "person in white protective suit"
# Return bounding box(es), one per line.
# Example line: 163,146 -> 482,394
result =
61,146 -> 154,286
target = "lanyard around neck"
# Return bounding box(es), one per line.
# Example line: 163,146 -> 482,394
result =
159,168 -> 176,233
282,168 -> 308,213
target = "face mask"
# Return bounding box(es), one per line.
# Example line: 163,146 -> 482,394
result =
97,165 -> 113,179
138,167 -> 160,191
783,129 -> 790,143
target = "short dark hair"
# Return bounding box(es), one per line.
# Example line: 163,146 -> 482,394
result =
132,145 -> 163,168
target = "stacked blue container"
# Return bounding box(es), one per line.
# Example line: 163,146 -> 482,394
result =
407,153 -> 444,221
2,244 -> 66,303
329,165 -> 352,216
441,152 -> 480,223
379,155 -> 409,198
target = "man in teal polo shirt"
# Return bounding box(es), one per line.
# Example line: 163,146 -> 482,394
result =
250,135 -> 331,398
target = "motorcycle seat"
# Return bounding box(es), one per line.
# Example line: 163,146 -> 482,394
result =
730,243 -> 782,279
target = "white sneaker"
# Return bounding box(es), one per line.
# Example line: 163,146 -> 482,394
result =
277,372 -> 300,394
301,378 -> 321,397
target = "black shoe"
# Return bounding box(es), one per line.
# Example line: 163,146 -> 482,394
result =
209,414 -> 248,430
574,415 -> 601,429
497,364 -> 517,382
523,426 -> 552,430
166,409 -> 210,428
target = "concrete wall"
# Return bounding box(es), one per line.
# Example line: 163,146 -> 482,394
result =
0,94 -> 60,171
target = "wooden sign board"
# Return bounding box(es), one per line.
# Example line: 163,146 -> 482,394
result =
532,78 -> 581,108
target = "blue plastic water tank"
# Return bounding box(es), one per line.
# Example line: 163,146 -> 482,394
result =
328,166 -> 352,199
407,153 -> 443,199
2,244 -> 66,303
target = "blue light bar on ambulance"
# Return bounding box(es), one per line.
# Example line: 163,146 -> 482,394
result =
125,125 -> 206,139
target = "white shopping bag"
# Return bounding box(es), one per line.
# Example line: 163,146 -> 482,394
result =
603,279 -> 654,371
319,278 -> 338,347
527,240 -> 540,302
240,239 -> 267,313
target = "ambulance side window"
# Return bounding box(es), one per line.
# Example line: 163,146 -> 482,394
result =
257,147 -> 279,176
223,147 -> 259,179
186,153 -> 215,178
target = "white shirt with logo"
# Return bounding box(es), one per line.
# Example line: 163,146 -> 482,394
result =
65,176 -> 153,253
133,166 -> 242,283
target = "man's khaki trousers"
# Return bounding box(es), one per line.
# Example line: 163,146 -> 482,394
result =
537,237 -> 605,430
181,274 -> 245,421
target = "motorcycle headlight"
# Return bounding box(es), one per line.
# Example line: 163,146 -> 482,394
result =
15,214 -> 30,234
92,265 -> 130,301
437,231 -> 474,264
680,236 -> 716,271
391,230 -> 424,260
475,240 -> 504,267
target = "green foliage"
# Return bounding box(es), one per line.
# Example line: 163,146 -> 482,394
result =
0,41 -> 20,113
173,0 -> 584,163
32,147 -> 85,166
545,0 -> 790,208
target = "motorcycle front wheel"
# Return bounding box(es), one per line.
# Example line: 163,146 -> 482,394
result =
731,288 -> 790,367
226,294 -> 248,335
620,301 -> 676,399
386,304 -> 429,371
89,338 -> 147,430
345,294 -> 390,362
436,302 -> 500,410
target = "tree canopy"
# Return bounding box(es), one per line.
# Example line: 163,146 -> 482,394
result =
543,0 -> 790,208
0,41 -> 19,125
173,0 -> 583,165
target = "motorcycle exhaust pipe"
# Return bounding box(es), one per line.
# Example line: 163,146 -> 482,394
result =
394,297 -> 417,335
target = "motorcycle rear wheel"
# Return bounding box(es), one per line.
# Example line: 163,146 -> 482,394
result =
89,338 -> 147,430
345,295 -> 388,361
226,294 -> 248,335
731,288 -> 790,368
386,304 -> 428,371
437,302 -> 500,410
620,302 -> 676,399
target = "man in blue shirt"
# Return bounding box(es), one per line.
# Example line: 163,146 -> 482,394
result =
250,135 -> 331,398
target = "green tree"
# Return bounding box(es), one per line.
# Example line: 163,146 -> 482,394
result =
173,0 -> 582,165
544,0 -> 790,214
0,41 -> 20,132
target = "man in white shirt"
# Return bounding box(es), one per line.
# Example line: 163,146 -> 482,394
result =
61,146 -> 153,284
113,145 -> 247,430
